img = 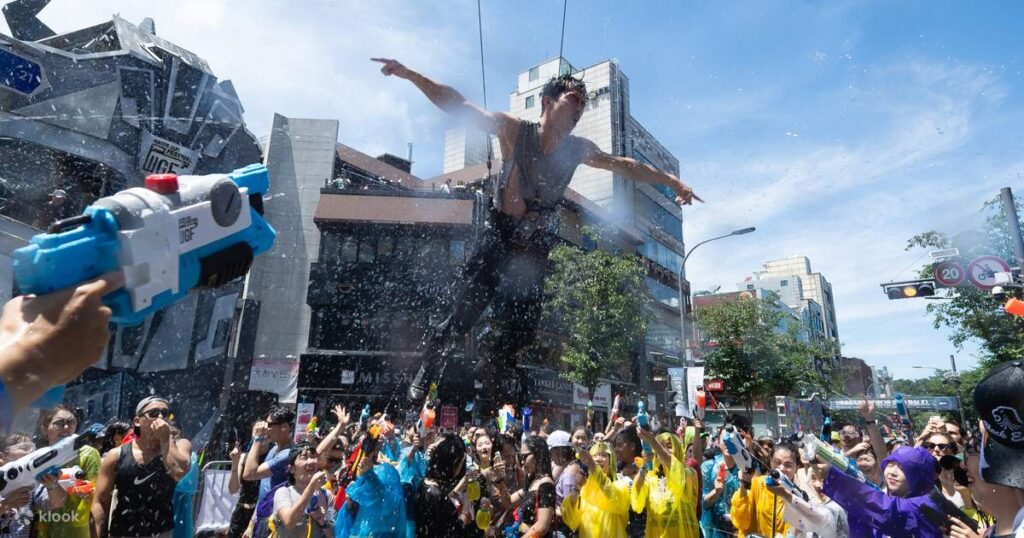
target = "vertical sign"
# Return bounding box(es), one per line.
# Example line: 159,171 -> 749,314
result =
294,402 -> 315,444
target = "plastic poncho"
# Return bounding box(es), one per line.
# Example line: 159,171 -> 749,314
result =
562,448 -> 630,538
631,433 -> 700,538
729,475 -> 788,538
700,455 -> 740,538
398,448 -> 428,538
344,462 -> 408,537
172,451 -> 200,538
35,444 -> 100,538
823,446 -> 943,538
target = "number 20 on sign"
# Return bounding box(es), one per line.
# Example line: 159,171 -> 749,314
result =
933,261 -> 966,288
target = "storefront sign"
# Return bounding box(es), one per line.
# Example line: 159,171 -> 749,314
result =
706,379 -> 725,392
572,383 -> 612,408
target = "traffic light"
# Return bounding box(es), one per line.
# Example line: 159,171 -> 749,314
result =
881,280 -> 936,300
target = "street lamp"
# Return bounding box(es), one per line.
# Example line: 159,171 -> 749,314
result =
678,226 -> 756,365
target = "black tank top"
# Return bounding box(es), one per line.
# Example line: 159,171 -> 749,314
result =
109,443 -> 178,536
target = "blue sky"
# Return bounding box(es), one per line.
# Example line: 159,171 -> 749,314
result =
15,0 -> 1024,381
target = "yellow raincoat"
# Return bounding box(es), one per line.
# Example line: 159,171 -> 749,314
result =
630,433 -> 700,538
561,443 -> 630,538
729,475 -> 789,538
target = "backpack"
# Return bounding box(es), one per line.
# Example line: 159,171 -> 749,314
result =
252,481 -> 288,538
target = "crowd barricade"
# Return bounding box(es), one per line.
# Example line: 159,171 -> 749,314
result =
194,460 -> 238,535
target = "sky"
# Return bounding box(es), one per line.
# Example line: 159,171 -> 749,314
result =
11,0 -> 1024,381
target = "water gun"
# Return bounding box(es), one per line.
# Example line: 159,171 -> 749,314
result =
522,407 -> 532,434
305,489 -> 321,515
465,459 -> 481,501
610,394 -> 622,423
634,397 -> 651,452
820,414 -> 833,443
894,393 -> 914,440
716,461 -> 727,483
0,424 -> 102,496
798,433 -> 879,490
305,417 -> 318,437
50,465 -> 94,496
694,386 -> 706,419
722,427 -> 755,472
12,164 -> 276,407
419,402 -> 436,437
765,469 -> 807,501
497,405 -> 515,434
359,404 -> 371,427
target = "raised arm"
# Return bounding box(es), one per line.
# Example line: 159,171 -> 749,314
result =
579,139 -> 700,205
858,398 -> 888,462
317,405 -> 350,456
372,58 -> 519,144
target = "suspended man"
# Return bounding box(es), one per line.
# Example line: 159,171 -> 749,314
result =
372,58 -> 701,404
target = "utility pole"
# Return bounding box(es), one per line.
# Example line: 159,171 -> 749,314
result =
949,354 -> 968,429
1000,187 -> 1024,273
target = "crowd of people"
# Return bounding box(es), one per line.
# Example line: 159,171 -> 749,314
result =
2,376 -> 1021,538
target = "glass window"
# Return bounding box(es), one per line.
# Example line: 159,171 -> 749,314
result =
320,234 -> 340,263
377,236 -> 394,257
340,236 -> 358,263
646,277 -> 680,308
637,192 -> 682,243
525,95 -> 535,108
781,279 -> 789,286
529,66 -> 539,81
358,239 -> 375,263
450,240 -> 466,264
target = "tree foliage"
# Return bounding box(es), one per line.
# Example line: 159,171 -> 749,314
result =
906,196 -> 1024,367
693,293 -> 840,414
541,229 -> 652,392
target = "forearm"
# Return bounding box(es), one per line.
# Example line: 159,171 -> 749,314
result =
317,424 -> 344,455
866,424 -> 887,460
162,442 -> 191,480
406,71 -> 470,115
91,500 -> 109,537
616,158 -> 676,188
703,488 -> 720,505
242,443 -> 264,480
229,462 -> 241,495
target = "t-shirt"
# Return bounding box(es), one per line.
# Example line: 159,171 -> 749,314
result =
1011,506 -> 1024,538
520,481 -> 556,537
258,445 -> 292,503
272,484 -> 333,538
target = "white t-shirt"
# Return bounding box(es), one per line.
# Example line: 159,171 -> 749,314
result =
1011,506 -> 1024,537
272,485 -> 334,538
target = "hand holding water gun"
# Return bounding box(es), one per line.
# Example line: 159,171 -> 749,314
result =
0,424 -> 101,496
52,465 -> 95,497
894,393 -> 914,440
694,386 -> 706,419
722,427 -> 756,472
610,394 -> 622,423
636,399 -> 652,454
798,433 -> 879,490
497,404 -> 516,435
764,469 -> 807,502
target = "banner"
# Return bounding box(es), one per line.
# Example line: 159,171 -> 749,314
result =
573,383 -> 612,409
440,405 -> 459,431
668,367 -> 687,417
685,366 -> 705,417
294,402 -> 315,443
828,396 -> 959,411
249,358 -> 299,403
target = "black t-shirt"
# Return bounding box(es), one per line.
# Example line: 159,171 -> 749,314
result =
520,481 -> 556,538
415,482 -> 473,538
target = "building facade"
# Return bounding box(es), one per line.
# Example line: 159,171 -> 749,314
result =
739,256 -> 839,342
298,140 -> 648,428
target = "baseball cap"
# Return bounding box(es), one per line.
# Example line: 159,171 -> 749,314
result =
135,396 -> 169,416
973,360 -> 1024,490
547,430 -> 572,449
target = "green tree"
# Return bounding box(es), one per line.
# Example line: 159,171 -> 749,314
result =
891,367 -> 985,426
541,230 -> 652,395
694,293 -> 839,416
906,196 -> 1024,367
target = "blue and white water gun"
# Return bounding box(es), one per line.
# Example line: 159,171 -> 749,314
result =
14,164 -> 277,326
722,426 -> 756,472
12,164 -> 276,407
799,433 -> 880,490
894,393 -> 914,440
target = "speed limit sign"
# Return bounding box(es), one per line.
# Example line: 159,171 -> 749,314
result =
933,261 -> 966,288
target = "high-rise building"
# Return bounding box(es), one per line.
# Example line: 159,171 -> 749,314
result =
443,57 -> 688,377
738,256 -> 839,342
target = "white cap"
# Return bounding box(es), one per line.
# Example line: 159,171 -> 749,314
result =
547,430 -> 571,449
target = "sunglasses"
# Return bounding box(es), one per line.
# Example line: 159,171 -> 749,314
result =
923,442 -> 954,451
50,418 -> 77,429
141,408 -> 172,419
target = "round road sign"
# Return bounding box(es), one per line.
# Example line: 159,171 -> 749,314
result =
934,261 -> 966,287
967,255 -> 1011,290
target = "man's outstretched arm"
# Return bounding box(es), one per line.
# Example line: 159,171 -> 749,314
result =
580,139 -> 702,206
372,58 -> 517,141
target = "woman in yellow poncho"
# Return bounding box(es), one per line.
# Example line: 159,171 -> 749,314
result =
632,428 -> 701,537
561,441 -> 631,538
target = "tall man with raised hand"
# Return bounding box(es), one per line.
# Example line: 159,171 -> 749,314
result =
372,58 -> 702,404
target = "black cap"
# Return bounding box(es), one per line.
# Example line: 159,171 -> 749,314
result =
973,360 -> 1024,490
